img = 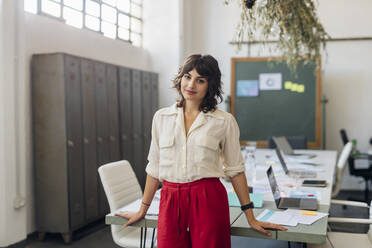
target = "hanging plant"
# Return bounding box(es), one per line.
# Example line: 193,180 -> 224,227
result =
225,0 -> 330,72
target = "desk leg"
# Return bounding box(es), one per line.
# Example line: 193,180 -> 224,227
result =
302,243 -> 307,248
143,227 -> 147,248
140,227 -> 143,248
287,241 -> 291,248
151,228 -> 155,248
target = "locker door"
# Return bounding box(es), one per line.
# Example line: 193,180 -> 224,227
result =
151,73 -> 159,116
106,65 -> 120,162
81,59 -> 98,221
94,62 -> 110,216
131,69 -> 145,189
118,67 -> 134,164
64,55 -> 85,229
142,72 -> 152,168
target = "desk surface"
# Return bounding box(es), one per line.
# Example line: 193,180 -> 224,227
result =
105,149 -> 337,244
106,206 -> 243,229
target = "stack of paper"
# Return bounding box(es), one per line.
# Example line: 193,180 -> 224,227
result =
257,209 -> 298,226
256,209 -> 328,227
284,209 -> 328,225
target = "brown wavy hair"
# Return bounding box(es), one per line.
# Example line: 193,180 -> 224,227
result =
173,54 -> 223,113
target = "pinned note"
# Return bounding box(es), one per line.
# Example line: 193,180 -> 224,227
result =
290,83 -> 298,92
297,85 -> 305,93
284,81 -> 292,89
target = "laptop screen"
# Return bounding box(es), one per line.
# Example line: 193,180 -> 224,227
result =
273,136 -> 294,155
275,147 -> 289,174
266,166 -> 281,206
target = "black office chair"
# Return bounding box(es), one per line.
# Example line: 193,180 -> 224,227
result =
340,129 -> 372,202
267,136 -> 308,149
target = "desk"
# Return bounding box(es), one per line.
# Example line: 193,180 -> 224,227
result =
106,206 -> 243,228
105,149 -> 337,245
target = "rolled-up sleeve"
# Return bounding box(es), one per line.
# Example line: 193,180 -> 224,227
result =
145,112 -> 160,179
222,114 -> 245,178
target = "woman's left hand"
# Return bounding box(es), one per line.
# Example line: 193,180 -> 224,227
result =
247,218 -> 287,236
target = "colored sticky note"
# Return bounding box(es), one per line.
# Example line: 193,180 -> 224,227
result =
284,81 -> 292,89
297,85 -> 305,93
290,83 -> 298,92
301,211 -> 317,216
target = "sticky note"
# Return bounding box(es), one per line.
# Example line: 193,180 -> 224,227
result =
284,81 -> 292,89
290,83 -> 298,92
301,211 -> 317,216
297,85 -> 305,93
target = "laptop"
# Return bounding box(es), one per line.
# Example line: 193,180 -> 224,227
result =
266,166 -> 318,210
273,136 -> 317,159
275,147 -> 317,178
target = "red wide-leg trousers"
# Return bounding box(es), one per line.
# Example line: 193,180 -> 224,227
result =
157,178 -> 231,248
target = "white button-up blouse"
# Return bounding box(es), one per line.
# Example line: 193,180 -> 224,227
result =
145,104 -> 245,183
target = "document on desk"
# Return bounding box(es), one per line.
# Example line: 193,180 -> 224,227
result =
284,209 -> 328,225
256,209 -> 298,227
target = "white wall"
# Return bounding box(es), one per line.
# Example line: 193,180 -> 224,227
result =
183,0 -> 372,190
142,0 -> 182,107
0,0 -> 28,246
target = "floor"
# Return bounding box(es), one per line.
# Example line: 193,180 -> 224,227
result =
25,190 -> 370,248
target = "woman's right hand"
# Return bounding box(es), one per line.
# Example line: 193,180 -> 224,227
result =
115,210 -> 146,227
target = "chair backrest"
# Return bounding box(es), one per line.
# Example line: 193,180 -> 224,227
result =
340,129 -> 349,145
98,160 -> 143,244
332,142 -> 353,198
267,136 -> 307,149
98,160 -> 142,212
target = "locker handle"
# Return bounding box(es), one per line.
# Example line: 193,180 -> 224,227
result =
84,138 -> 89,144
67,140 -> 74,147
133,134 -> 138,139
97,137 -> 103,143
121,135 -> 127,140
110,136 -> 116,141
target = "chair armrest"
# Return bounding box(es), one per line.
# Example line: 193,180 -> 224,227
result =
331,199 -> 369,208
328,217 -> 372,224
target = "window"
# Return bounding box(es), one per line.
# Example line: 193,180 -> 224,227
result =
24,0 -> 143,47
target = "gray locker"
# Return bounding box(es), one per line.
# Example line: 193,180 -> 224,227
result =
81,59 -> 98,222
151,73 -> 159,116
32,53 -> 158,242
64,56 -> 85,230
94,62 -> 111,216
106,65 -> 120,162
118,67 -> 134,164
132,69 -> 145,189
142,71 -> 152,167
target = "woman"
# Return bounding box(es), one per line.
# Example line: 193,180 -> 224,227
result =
116,54 -> 286,247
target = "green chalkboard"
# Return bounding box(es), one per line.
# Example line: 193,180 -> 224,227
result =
231,57 -> 322,148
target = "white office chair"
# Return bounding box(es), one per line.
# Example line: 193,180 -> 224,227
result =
331,142 -> 353,198
98,160 -> 156,248
308,142 -> 371,247
308,200 -> 372,248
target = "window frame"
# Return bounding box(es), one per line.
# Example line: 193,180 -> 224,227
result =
29,0 -> 143,46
